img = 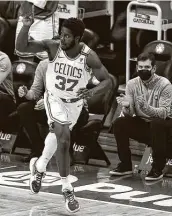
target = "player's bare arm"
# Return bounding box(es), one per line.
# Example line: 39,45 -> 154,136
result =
77,50 -> 110,99
87,50 -> 110,94
16,16 -> 59,60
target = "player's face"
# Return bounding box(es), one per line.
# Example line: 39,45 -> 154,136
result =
60,27 -> 76,50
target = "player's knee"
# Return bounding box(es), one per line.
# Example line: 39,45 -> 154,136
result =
53,122 -> 70,151
58,135 -> 70,152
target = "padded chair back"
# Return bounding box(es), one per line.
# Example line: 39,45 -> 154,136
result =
143,40 -> 172,83
87,74 -> 118,119
0,17 -> 10,44
12,60 -> 38,104
81,28 -> 99,50
71,75 -> 117,166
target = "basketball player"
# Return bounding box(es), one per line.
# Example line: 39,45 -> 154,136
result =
16,17 -> 110,213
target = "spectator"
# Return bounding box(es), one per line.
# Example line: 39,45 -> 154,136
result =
109,52 -> 172,181
17,59 -> 48,162
0,1 -> 20,61
15,0 -> 59,59
0,50 -> 16,132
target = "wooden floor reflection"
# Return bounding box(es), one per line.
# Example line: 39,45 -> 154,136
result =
1,152 -> 172,215
0,185 -> 172,216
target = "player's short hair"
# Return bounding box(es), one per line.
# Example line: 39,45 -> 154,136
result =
137,52 -> 156,66
62,17 -> 85,39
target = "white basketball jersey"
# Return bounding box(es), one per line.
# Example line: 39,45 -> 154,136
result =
46,44 -> 92,99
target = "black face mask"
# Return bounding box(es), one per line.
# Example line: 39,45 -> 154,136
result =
137,69 -> 152,81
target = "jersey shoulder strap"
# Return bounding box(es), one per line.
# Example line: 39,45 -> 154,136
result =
80,43 -> 91,57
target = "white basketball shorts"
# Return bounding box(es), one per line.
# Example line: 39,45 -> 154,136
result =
44,91 -> 84,130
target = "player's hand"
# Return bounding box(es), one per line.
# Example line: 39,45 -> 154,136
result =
34,98 -> 45,110
76,88 -> 94,100
22,16 -> 34,26
18,85 -> 28,97
116,93 -> 130,108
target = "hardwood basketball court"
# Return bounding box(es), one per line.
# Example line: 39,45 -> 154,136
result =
1,153 -> 172,215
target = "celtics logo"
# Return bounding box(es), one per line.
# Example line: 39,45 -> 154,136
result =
155,43 -> 165,54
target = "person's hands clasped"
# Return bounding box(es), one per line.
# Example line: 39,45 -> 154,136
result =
34,98 -> 45,110
76,88 -> 94,100
117,93 -> 130,108
18,85 -> 28,98
137,94 -> 146,108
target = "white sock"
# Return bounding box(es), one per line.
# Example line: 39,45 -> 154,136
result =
61,175 -> 73,192
36,132 -> 57,173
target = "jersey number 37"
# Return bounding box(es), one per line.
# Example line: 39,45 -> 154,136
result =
55,75 -> 79,91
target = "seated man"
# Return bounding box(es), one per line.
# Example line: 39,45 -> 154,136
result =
0,50 -> 16,131
17,59 -> 49,161
110,52 -> 172,181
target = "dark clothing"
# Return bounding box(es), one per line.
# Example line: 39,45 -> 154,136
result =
0,93 -> 16,132
17,101 -> 48,157
113,116 -> 172,171
0,1 -> 20,19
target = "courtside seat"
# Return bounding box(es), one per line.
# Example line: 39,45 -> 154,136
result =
12,59 -> 38,105
71,74 -> 118,166
86,74 -> 118,128
81,28 -> 100,50
0,59 -> 38,153
0,17 -> 10,44
0,16 -> 38,152
143,40 -> 172,82
0,16 -> 18,62
81,28 -> 118,127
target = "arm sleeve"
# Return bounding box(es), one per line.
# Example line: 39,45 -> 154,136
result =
140,84 -> 172,119
122,81 -> 135,116
25,61 -> 45,100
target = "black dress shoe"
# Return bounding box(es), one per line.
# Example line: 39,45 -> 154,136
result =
145,168 -> 163,181
109,163 -> 133,176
